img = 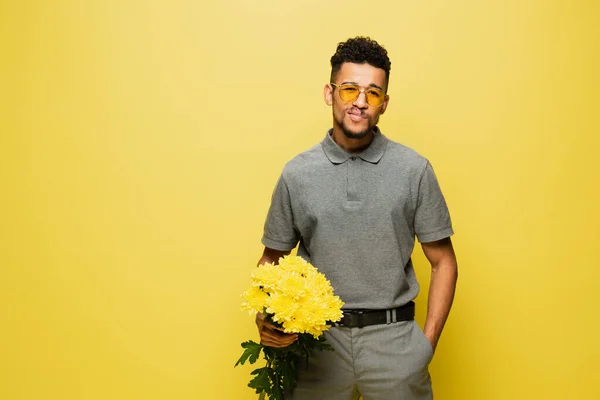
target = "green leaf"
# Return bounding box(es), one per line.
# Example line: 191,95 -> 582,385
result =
234,340 -> 263,367
249,367 -> 272,395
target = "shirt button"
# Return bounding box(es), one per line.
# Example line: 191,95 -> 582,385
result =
350,156 -> 356,161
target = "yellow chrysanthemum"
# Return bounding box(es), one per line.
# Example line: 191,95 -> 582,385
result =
240,286 -> 269,315
278,273 -> 307,299
284,304 -> 312,333
266,292 -> 298,323
241,255 -> 344,337
250,262 -> 283,292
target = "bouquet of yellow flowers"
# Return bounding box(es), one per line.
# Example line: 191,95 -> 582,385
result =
235,255 -> 344,399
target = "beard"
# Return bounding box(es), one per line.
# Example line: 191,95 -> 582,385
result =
338,114 -> 375,139
341,123 -> 372,140
332,102 -> 378,140
334,108 -> 373,139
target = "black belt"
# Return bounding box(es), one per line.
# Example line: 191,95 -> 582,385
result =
336,301 -> 415,328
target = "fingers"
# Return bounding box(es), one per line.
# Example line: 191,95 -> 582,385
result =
259,325 -> 298,348
255,312 -> 298,348
262,320 -> 285,332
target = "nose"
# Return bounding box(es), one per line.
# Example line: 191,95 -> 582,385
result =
353,90 -> 368,108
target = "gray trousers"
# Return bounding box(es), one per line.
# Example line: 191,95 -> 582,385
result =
288,320 -> 434,400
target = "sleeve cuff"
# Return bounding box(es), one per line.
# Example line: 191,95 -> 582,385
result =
261,236 -> 297,252
416,227 -> 454,243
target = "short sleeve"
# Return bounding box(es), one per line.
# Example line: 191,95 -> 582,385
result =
414,161 -> 454,243
261,175 -> 300,251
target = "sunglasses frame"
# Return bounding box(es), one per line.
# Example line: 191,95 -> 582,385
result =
330,83 -> 387,108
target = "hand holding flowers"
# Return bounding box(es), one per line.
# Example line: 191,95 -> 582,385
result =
235,255 -> 344,399
256,312 -> 298,348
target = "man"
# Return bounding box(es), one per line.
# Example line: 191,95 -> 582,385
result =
255,37 -> 458,400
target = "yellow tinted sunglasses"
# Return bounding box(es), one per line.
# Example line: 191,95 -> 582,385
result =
330,83 -> 386,107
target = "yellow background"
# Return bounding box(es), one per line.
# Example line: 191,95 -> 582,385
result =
2,1 -> 599,399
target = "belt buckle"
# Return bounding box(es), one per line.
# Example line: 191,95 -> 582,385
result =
343,310 -> 364,328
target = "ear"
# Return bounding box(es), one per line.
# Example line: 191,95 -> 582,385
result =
379,94 -> 390,114
324,84 -> 333,106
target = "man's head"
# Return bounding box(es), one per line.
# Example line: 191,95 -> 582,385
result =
325,37 -> 391,141
330,37 -> 391,90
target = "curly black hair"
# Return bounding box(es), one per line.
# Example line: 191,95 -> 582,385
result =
330,36 -> 391,88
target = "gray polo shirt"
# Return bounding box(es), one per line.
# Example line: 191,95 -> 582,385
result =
262,128 -> 453,310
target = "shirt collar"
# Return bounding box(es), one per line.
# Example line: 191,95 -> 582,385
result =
322,127 -> 388,165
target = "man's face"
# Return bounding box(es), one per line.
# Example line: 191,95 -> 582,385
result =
324,62 -> 389,140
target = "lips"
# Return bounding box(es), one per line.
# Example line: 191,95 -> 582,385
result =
347,109 -> 365,122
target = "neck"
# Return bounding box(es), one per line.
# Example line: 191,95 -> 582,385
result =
331,127 -> 375,153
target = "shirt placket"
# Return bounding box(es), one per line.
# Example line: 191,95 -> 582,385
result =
347,156 -> 360,202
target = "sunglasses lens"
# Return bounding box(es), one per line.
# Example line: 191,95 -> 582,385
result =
366,89 -> 385,107
339,86 -> 359,102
